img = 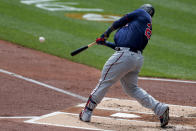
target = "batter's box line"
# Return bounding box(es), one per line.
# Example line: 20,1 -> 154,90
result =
24,111 -> 113,131
25,111 -> 158,130
25,112 -> 62,124
24,111 -> 196,130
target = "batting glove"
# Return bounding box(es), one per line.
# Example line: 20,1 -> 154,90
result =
96,37 -> 105,45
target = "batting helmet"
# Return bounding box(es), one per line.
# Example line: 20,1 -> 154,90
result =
140,4 -> 155,17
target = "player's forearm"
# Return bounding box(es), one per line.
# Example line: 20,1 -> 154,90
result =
104,41 -> 116,50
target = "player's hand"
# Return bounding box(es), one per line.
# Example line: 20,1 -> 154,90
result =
96,37 -> 105,45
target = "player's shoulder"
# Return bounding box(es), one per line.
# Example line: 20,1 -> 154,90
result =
127,9 -> 148,17
133,9 -> 146,14
134,9 -> 151,20
125,8 -> 151,22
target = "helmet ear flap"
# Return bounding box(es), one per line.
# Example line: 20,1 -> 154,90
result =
149,7 -> 155,17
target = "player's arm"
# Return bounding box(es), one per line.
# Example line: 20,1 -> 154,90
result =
96,10 -> 139,49
101,11 -> 138,39
104,41 -> 116,50
96,38 -> 116,50
95,13 -> 135,49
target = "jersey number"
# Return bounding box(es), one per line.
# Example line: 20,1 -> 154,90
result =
145,23 -> 152,40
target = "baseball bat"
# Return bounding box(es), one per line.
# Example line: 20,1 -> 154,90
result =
70,42 -> 96,56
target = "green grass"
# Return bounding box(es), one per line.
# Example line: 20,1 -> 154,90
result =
0,0 -> 196,80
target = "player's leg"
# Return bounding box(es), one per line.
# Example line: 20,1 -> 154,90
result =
80,50 -> 135,122
120,72 -> 167,114
120,55 -> 169,127
90,50 -> 139,106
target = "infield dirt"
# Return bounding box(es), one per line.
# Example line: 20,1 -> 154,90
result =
0,40 -> 196,130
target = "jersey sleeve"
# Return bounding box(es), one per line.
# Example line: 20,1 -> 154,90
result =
102,9 -> 141,39
112,9 -> 140,29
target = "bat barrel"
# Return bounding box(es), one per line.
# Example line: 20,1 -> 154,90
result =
70,46 -> 88,56
70,42 -> 96,56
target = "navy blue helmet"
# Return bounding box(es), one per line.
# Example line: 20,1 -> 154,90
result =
140,4 -> 155,17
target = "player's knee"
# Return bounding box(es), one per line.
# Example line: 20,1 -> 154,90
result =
123,85 -> 138,96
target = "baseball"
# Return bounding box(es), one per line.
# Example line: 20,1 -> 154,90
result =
39,36 -> 45,43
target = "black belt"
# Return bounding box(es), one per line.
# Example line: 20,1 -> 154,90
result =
115,47 -> 142,54
129,48 -> 142,53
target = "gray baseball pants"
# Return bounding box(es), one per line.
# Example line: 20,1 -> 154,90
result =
90,47 -> 168,117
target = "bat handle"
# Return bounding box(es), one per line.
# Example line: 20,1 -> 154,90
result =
88,42 -> 97,47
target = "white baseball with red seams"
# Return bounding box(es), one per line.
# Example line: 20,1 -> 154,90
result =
39,36 -> 45,43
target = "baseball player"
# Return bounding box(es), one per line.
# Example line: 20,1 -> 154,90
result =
79,4 -> 169,128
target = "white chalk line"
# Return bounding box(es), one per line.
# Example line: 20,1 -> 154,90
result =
103,97 -> 196,109
139,77 -> 196,84
1,68 -> 196,110
0,116 -> 38,119
0,69 -> 87,101
1,68 -> 195,108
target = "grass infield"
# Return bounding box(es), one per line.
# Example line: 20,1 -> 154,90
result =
0,0 -> 196,80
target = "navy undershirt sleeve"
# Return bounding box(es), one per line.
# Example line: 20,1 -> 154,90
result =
104,41 -> 116,50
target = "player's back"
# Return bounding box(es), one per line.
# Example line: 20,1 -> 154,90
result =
114,9 -> 152,51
